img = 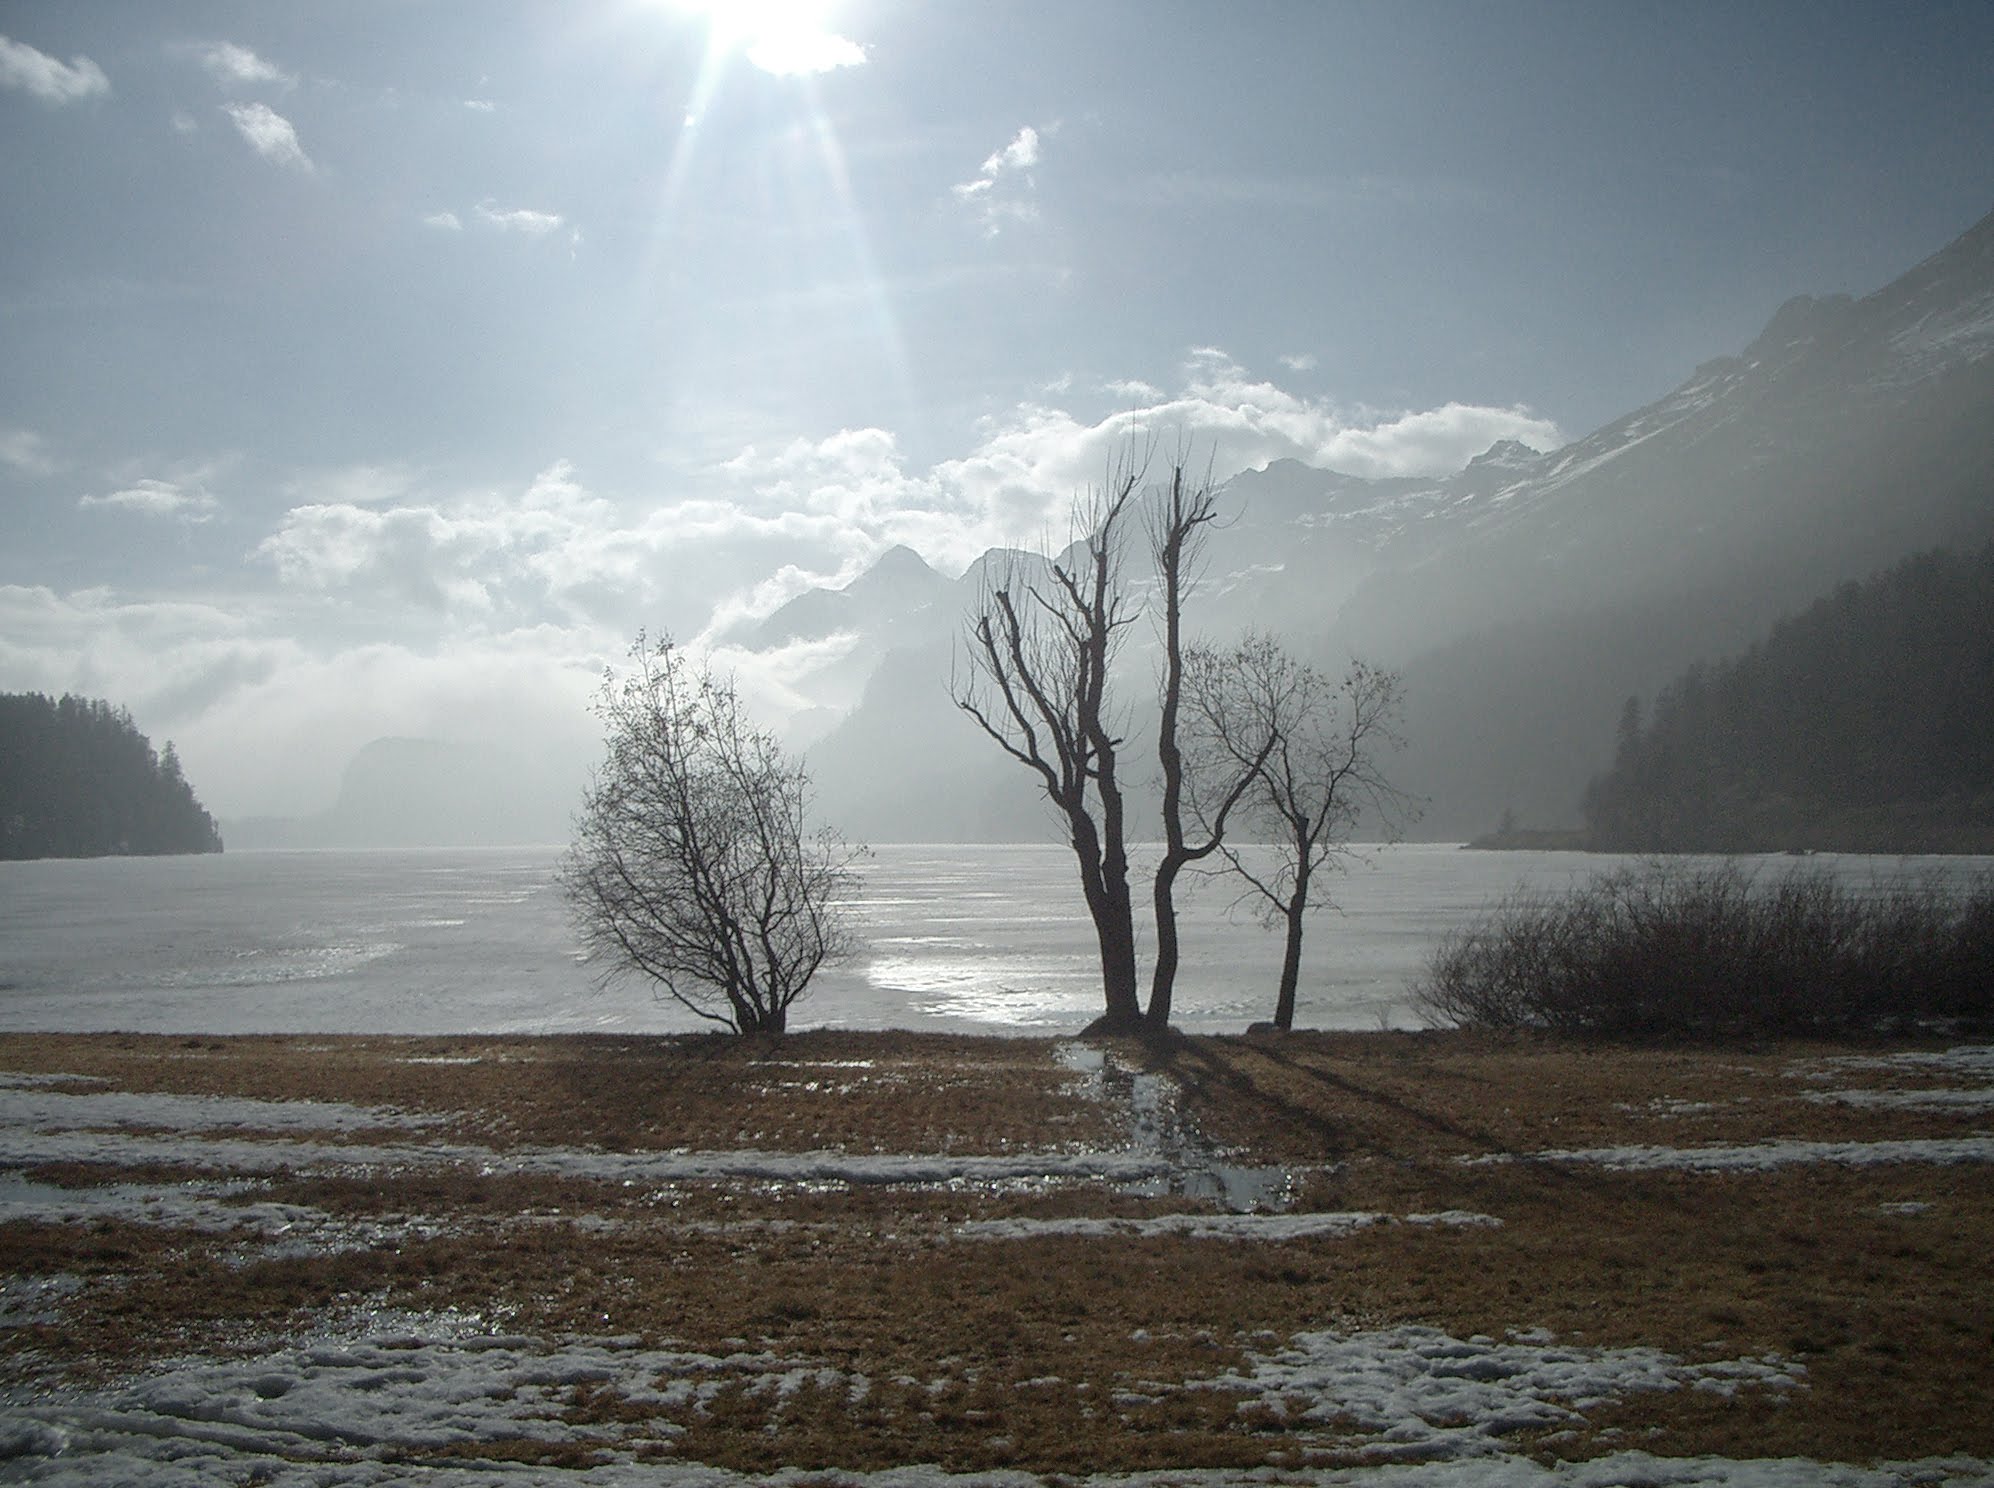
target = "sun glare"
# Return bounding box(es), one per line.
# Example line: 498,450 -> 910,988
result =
669,0 -> 864,77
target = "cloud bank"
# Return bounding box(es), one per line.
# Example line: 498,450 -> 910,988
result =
9,355 -> 1558,816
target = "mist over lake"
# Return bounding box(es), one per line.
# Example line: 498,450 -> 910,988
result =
3,844 -> 1986,1037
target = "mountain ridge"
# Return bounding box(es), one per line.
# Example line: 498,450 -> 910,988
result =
786,204 -> 1994,841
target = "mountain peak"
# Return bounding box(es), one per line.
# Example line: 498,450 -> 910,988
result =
848,544 -> 940,593
1746,292 -> 1857,360
1466,439 -> 1546,471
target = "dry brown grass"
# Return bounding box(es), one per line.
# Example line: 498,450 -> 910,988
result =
0,1031 -> 1115,1153
2,1029 -> 1989,1474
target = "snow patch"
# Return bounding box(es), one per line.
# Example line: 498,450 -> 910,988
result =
956,1210 -> 1500,1242
1465,1137 -> 1994,1173
1188,1324 -> 1803,1464
0,1123 -> 1177,1191
1804,1088 -> 1994,1113
1,1320 -> 863,1474
0,1085 -> 444,1135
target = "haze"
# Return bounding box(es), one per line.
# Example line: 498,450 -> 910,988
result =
4,1 -> 1992,842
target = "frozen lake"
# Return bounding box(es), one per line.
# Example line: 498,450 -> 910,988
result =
1,843 -> 1987,1036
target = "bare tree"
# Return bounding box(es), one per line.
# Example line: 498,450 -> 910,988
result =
561,634 -> 862,1035
1145,460 -> 1275,1029
953,458 -> 1147,1032
1186,635 -> 1413,1031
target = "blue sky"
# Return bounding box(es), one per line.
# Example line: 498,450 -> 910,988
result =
3,1 -> 1992,818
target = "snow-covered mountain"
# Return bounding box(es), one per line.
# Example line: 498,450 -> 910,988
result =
771,206 -> 1994,840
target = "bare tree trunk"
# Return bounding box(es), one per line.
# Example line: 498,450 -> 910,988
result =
1073,808 -> 1143,1028
1273,848 -> 1312,1031
1146,463 -> 1223,1032
1149,859 -> 1186,1029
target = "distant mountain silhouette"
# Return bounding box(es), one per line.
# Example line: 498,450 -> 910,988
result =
769,204 -> 1994,841
224,736 -> 575,850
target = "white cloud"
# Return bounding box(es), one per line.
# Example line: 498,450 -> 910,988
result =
422,210 -> 464,231
0,34 -> 109,104
925,349 -> 1563,547
1103,378 -> 1164,402
170,109 -> 199,135
952,125 -> 1045,237
982,126 -> 1040,176
476,201 -> 565,236
745,30 -> 865,77
194,41 -> 294,89
77,479 -> 219,523
222,102 -> 312,171
463,98 -> 496,113
1,429 -> 58,476
1280,352 -> 1319,372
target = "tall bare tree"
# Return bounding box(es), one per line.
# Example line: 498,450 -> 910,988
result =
1145,461 -> 1275,1029
561,634 -> 863,1035
954,459 -> 1147,1031
1186,635 -> 1413,1030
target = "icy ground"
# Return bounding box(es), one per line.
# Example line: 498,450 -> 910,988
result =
2,1047 -> 1991,1485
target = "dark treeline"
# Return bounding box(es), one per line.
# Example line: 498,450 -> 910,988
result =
1583,542 -> 1994,853
0,693 -> 223,860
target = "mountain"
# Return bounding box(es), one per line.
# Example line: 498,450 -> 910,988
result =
724,545 -> 956,752
224,737 -> 577,850
779,206 -> 1994,841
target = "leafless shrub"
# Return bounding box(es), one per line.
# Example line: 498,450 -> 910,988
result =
1414,860 -> 1994,1040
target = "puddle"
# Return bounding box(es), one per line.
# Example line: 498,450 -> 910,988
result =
1057,1043 -> 1294,1212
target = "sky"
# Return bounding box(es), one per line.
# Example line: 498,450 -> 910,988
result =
3,0 -> 1993,822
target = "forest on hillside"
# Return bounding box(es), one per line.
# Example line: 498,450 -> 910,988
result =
0,693 -> 223,860
1581,543 -> 1994,853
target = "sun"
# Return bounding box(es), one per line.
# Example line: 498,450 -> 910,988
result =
668,0 -> 865,77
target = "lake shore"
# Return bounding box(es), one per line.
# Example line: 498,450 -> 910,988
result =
2,1028 -> 1990,1484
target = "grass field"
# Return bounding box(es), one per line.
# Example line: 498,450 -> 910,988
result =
1,1029 -> 1989,1484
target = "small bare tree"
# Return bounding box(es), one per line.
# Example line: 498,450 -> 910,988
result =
1186,635 -> 1412,1031
561,634 -> 862,1034
954,458 -> 1147,1032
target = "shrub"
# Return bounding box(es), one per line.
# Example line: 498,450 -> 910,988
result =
1413,860 -> 1994,1040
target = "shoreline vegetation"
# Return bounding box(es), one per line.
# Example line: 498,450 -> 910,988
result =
1,1027 -> 1989,1482
1464,811 -> 1994,855
1417,860 -> 1993,1040
0,692 -> 224,861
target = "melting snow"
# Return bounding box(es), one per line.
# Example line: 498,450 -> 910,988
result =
0,1082 -> 445,1135
1804,1088 -> 1994,1113
1466,1137 -> 1994,1173
0,1122 -> 1178,1191
956,1210 -> 1500,1242
1189,1324 -> 1803,1464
